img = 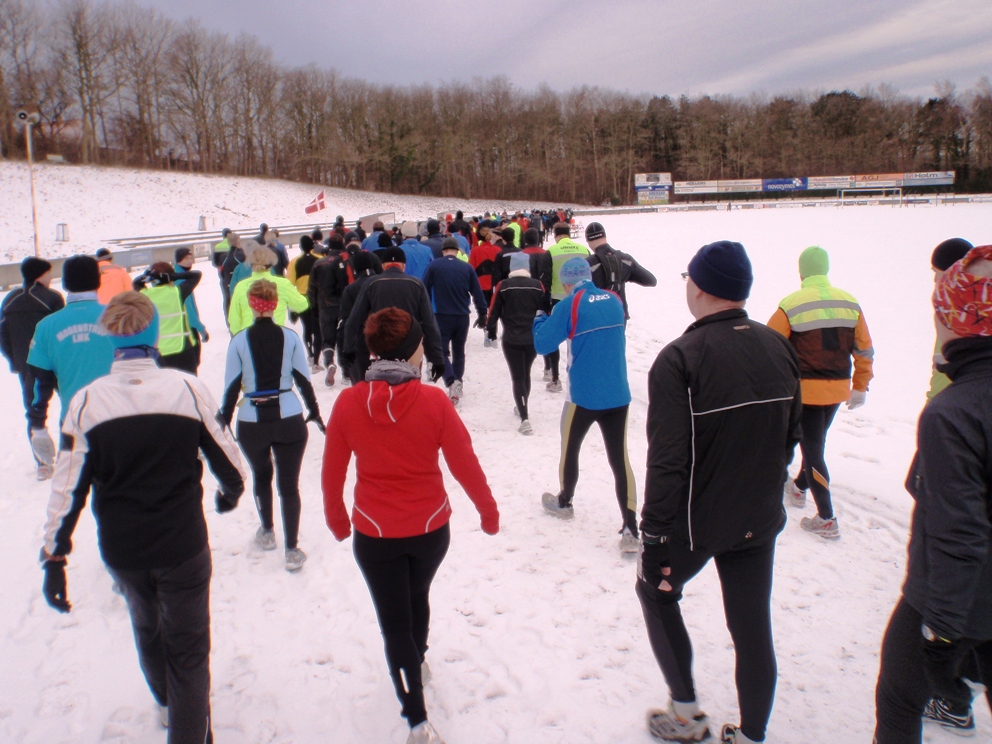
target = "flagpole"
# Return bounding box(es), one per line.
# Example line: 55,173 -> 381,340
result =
25,118 -> 41,257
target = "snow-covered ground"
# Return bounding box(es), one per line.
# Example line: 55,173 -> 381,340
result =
0,162 -> 570,262
1,179 -> 991,743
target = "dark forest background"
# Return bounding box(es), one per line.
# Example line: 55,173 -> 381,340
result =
3,0 -> 991,204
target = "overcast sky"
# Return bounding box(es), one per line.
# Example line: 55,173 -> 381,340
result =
137,0 -> 992,99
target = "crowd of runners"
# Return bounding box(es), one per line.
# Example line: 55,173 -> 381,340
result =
1,208 -> 989,744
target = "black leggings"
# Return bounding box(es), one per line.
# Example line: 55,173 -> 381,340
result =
875,597 -> 992,743
318,304 -> 339,367
237,415 -> 308,549
795,403 -> 840,519
354,525 -> 451,728
636,537 -> 777,743
544,298 -> 560,381
300,307 -> 321,361
502,343 -> 537,420
558,402 -> 637,532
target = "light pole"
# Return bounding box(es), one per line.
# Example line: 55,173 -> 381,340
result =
16,109 -> 42,257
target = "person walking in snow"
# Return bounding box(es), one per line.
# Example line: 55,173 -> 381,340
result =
584,221 -> 657,321
487,251 -> 548,434
542,222 -> 591,391
535,257 -> 639,553
174,248 -> 210,365
308,233 -> 356,386
211,228 -> 233,314
287,235 -> 322,369
1,257 -> 64,479
38,291 -> 245,743
874,245 -> 992,743
220,279 -> 324,572
133,261 -> 203,375
768,246 -> 874,539
926,238 -> 973,402
94,248 -> 133,305
26,255 -> 116,461
343,245 -> 445,383
637,241 -> 801,744
397,221 -> 435,281
228,245 -> 309,335
335,250 -> 380,385
323,307 -> 499,744
421,237 -> 488,407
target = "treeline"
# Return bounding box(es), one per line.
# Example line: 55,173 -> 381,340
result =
2,0 -> 992,204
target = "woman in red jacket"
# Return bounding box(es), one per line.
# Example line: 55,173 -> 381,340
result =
322,307 -> 499,744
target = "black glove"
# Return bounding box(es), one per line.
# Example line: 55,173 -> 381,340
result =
636,534 -> 670,590
215,490 -> 238,514
430,364 -> 445,382
42,560 -> 71,613
200,329 -> 210,343
473,314 -> 486,329
305,411 -> 326,434
922,629 -> 972,704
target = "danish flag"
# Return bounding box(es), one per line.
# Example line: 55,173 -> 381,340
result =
304,190 -> 326,215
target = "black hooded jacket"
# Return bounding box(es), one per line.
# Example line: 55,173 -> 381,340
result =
0,283 -> 65,372
902,336 -> 992,641
588,243 -> 657,319
642,309 -> 802,554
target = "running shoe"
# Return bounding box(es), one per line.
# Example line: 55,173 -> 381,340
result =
923,697 -> 976,737
800,514 -> 840,539
36,464 -> 53,481
620,526 -> 639,554
518,419 -> 533,436
285,547 -> 307,572
784,480 -> 806,508
407,721 -> 445,744
541,491 -> 574,520
255,526 -> 277,551
449,380 -> 463,407
646,704 -> 712,742
324,364 -> 337,387
546,379 -> 563,393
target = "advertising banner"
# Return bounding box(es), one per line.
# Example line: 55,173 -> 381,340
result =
808,175 -> 855,190
674,180 -> 719,194
637,185 -> 671,204
635,172 -> 673,185
853,173 -> 902,188
718,179 -> 763,193
763,177 -> 808,192
902,171 -> 955,186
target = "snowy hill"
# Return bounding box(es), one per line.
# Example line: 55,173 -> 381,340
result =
0,162 -> 570,262
1,184 -> 991,742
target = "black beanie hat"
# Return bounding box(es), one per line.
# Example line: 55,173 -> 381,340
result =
300,235 -> 314,253
344,231 -> 361,245
62,255 -> 102,293
687,240 -> 753,301
426,218 -> 440,235
377,232 -> 393,248
21,257 -> 52,285
585,222 -> 606,241
500,227 -> 516,244
380,246 -> 407,264
931,238 -> 974,271
442,237 -> 460,251
352,251 -> 374,273
174,247 -> 193,263
523,228 -> 540,246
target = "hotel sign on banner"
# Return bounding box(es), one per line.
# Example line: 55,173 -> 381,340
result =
674,180 -> 720,194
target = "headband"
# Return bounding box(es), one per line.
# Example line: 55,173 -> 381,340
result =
375,316 -> 424,361
248,294 -> 279,314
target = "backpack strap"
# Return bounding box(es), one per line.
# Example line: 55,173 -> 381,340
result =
568,289 -> 585,340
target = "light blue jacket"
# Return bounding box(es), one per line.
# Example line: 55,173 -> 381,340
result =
400,238 -> 435,281
223,323 -> 311,423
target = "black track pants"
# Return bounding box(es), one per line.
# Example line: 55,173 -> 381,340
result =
353,525 -> 450,728
237,415 -> 308,549
875,598 -> 992,743
794,403 -> 840,519
558,402 -> 637,532
636,537 -> 777,743
300,307 -> 320,361
318,304 -> 339,367
108,545 -> 213,744
502,343 -> 536,420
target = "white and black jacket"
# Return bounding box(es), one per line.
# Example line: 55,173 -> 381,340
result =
42,356 -> 246,570
642,309 -> 802,553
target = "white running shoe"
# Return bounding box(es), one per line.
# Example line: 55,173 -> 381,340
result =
620,527 -> 639,554
285,547 -> 307,572
800,514 -> 840,539
543,369 -> 552,382
407,720 -> 445,744
255,527 -> 277,550
784,480 -> 807,508
36,464 -> 53,481
542,491 -> 574,520
720,724 -> 759,743
546,379 -> 563,393
646,704 -> 712,742
324,364 -> 337,387
449,380 -> 463,407
518,419 -> 533,435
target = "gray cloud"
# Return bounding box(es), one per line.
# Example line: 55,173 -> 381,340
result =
136,0 -> 992,98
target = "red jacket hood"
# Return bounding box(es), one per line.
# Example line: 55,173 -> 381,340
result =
361,378 -> 421,425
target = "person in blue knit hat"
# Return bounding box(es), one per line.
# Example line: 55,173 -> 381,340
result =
636,240 -> 802,744
533,256 -> 639,554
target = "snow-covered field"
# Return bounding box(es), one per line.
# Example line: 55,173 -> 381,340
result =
1,170 -> 991,743
0,162 -> 569,262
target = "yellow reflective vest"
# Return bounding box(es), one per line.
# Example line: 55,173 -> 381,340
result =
141,284 -> 195,357
548,237 -> 591,300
